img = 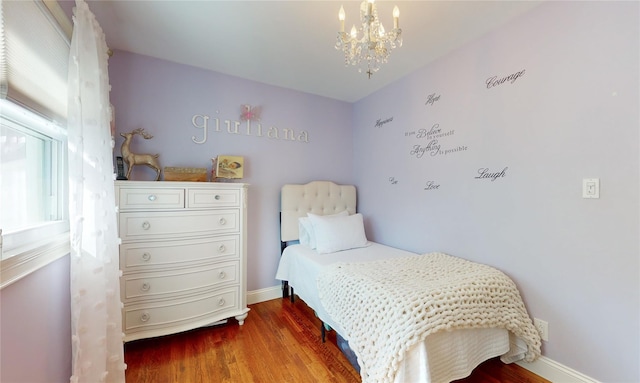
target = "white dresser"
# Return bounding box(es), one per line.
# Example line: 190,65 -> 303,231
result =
115,180 -> 249,342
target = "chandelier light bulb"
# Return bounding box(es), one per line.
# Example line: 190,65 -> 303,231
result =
339,5 -> 345,32
350,25 -> 358,39
393,6 -> 399,28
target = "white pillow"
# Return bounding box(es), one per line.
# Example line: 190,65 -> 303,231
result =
299,210 -> 348,249
298,217 -> 314,248
308,213 -> 368,254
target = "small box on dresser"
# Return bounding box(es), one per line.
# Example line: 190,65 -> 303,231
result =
115,180 -> 249,342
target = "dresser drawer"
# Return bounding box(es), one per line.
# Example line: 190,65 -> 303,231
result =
120,235 -> 239,272
187,188 -> 241,208
123,287 -> 240,333
122,261 -> 239,302
119,209 -> 239,242
119,187 -> 185,210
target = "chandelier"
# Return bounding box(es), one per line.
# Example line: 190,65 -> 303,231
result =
335,0 -> 402,78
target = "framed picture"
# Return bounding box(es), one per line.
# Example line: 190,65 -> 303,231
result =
216,155 -> 244,179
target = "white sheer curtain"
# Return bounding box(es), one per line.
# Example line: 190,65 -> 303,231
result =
67,1 -> 125,382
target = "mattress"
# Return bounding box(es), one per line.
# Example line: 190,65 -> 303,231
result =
275,242 -> 518,383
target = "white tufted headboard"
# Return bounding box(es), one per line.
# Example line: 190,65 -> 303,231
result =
280,181 -> 357,242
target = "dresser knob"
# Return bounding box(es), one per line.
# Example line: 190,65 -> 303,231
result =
218,244 -> 226,253
218,298 -> 226,307
141,252 -> 151,261
148,194 -> 157,201
142,221 -> 150,230
219,218 -> 226,225
214,194 -> 221,200
140,312 -> 150,322
218,271 -> 226,279
141,282 -> 151,292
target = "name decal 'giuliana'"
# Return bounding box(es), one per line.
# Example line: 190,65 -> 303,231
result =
191,112 -> 310,144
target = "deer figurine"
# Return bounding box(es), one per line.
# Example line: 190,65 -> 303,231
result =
120,128 -> 161,181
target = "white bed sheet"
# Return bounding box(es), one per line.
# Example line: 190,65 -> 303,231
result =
275,242 -> 518,383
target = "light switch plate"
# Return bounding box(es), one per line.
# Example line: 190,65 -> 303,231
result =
582,178 -> 600,198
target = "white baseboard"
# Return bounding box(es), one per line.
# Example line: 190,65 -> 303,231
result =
247,285 -> 282,305
517,356 -> 600,383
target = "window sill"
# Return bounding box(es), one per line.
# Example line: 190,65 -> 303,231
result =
0,233 -> 70,290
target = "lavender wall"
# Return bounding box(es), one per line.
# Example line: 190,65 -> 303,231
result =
2,2 -> 636,382
0,256 -> 72,382
353,2 -> 638,382
108,52 -> 354,290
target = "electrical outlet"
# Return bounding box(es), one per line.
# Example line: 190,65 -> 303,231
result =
534,318 -> 549,342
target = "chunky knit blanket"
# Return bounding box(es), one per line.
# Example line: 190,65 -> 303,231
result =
317,252 -> 541,383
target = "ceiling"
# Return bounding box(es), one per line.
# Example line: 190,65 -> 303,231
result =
69,1 -> 543,103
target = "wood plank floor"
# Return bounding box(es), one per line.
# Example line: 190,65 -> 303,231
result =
124,297 -> 550,383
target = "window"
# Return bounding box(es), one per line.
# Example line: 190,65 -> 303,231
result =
1,98 -> 68,253
0,100 -> 69,287
1,101 -> 66,231
0,0 -> 72,288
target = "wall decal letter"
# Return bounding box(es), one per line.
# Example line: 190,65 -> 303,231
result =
298,131 -> 309,143
214,112 -> 221,132
226,120 -> 241,134
245,120 -> 264,137
191,114 -> 209,144
267,126 -> 279,139
282,128 -> 295,141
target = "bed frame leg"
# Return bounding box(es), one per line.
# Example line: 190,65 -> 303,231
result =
281,281 -> 295,302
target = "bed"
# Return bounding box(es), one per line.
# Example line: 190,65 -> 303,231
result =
275,181 -> 541,383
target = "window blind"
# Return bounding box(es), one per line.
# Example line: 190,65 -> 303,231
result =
0,0 -> 71,124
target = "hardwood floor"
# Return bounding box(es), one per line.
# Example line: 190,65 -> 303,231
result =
124,297 -> 550,383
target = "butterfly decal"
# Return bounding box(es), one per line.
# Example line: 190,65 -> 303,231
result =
240,104 -> 262,122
